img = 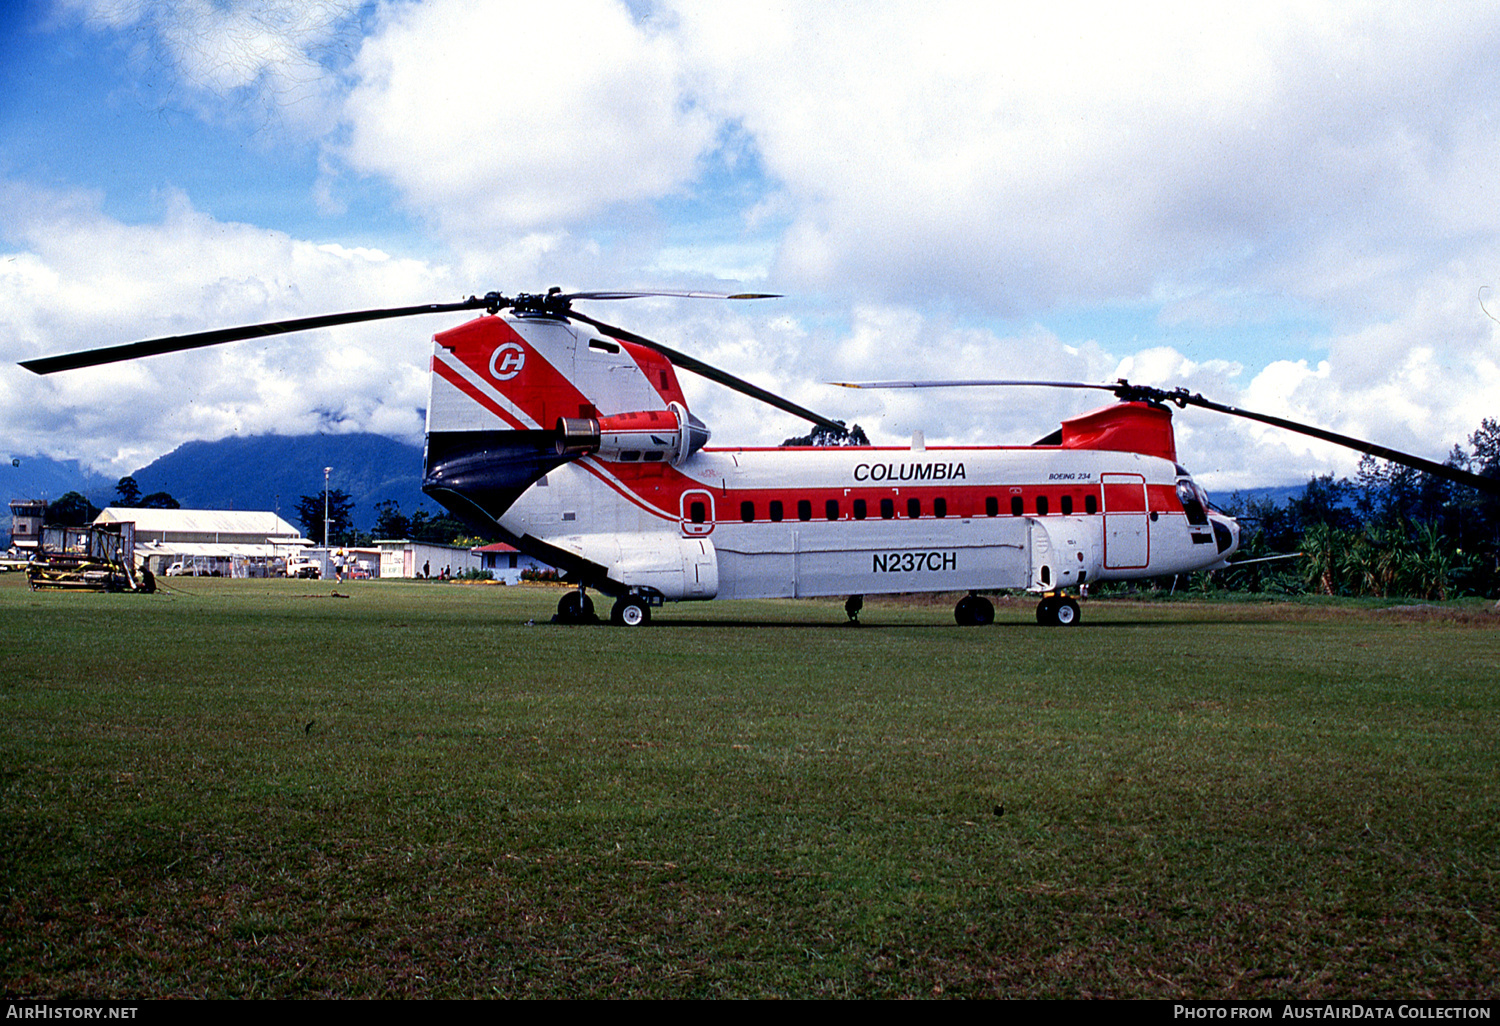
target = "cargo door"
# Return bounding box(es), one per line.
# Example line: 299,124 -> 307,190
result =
1101,473 -> 1149,569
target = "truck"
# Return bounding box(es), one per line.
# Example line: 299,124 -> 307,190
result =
285,554 -> 321,579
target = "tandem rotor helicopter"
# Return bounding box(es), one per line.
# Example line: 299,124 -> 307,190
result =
21,289 -> 1500,626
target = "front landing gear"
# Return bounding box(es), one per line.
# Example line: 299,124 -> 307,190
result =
1036,594 -> 1081,626
954,593 -> 995,626
611,596 -> 651,627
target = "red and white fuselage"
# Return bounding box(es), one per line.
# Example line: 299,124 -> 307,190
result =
421,312 -> 1239,607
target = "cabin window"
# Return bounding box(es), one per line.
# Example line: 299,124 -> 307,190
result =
934,497 -> 947,518
825,499 -> 839,521
620,451 -> 640,461
797,499 -> 812,522
689,501 -> 707,524
853,498 -> 867,520
880,498 -> 895,520
642,451 -> 664,462
985,496 -> 999,517
1085,494 -> 1098,515
1011,496 -> 1023,516
769,500 -> 784,522
741,501 -> 755,523
1036,495 -> 1049,516
1061,495 -> 1073,515
907,497 -> 921,518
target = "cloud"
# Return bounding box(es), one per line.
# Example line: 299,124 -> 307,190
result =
0,182 -> 451,472
12,0 -> 1500,498
339,0 -> 717,237
667,1 -> 1500,318
58,0 -> 365,136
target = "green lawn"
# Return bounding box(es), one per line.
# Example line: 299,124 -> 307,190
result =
2,575 -> 1496,998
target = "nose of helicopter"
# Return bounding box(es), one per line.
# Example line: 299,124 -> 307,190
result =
1209,511 -> 1240,558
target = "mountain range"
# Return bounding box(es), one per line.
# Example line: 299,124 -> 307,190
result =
5,433 -> 429,533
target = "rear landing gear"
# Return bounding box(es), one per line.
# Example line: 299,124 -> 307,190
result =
556,589 -> 596,624
1036,595 -> 1081,626
954,593 -> 995,626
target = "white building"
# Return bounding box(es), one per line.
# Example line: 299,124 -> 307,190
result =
375,539 -> 484,579
474,542 -> 557,584
93,507 -> 308,577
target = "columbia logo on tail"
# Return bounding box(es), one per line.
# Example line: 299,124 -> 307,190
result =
489,342 -> 526,380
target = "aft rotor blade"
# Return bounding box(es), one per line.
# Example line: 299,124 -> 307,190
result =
569,309 -> 845,432
20,297 -> 496,375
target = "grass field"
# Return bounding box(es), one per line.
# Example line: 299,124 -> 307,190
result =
1,573 -> 1497,999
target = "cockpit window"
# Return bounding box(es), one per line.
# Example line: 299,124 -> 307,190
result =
1176,478 -> 1209,526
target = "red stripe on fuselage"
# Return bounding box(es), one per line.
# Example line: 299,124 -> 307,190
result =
431,353 -> 530,430
559,454 -> 1188,527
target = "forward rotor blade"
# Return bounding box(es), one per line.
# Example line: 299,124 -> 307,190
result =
562,290 -> 782,302
832,379 -> 1114,391
569,309 -> 845,432
1139,385 -> 1500,498
836,377 -> 1500,498
20,297 -> 495,375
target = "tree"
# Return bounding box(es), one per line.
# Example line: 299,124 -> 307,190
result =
140,492 -> 180,509
294,489 -> 354,545
46,491 -> 99,527
114,476 -> 142,507
373,499 -> 410,540
780,422 -> 870,447
408,508 -> 472,545
1289,474 -> 1359,535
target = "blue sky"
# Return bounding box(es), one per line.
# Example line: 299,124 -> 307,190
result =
4,0 -> 1500,494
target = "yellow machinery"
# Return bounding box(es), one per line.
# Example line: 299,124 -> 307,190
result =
26,522 -> 155,593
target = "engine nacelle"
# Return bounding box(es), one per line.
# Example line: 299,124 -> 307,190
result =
555,401 -> 710,467
550,532 -> 719,601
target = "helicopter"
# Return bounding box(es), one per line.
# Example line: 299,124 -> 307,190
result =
21,289 -> 1497,626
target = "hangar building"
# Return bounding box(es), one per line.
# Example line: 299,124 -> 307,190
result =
93,507 -> 309,577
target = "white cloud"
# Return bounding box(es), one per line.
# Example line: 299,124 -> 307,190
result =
339,0 -> 717,237
667,1 -> 1500,318
59,0 -> 365,136
12,0 -> 1500,499
0,183 -> 453,472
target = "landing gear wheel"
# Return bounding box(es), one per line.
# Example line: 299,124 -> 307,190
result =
557,591 -> 595,624
1036,596 -> 1081,626
954,595 -> 995,626
611,597 -> 650,626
